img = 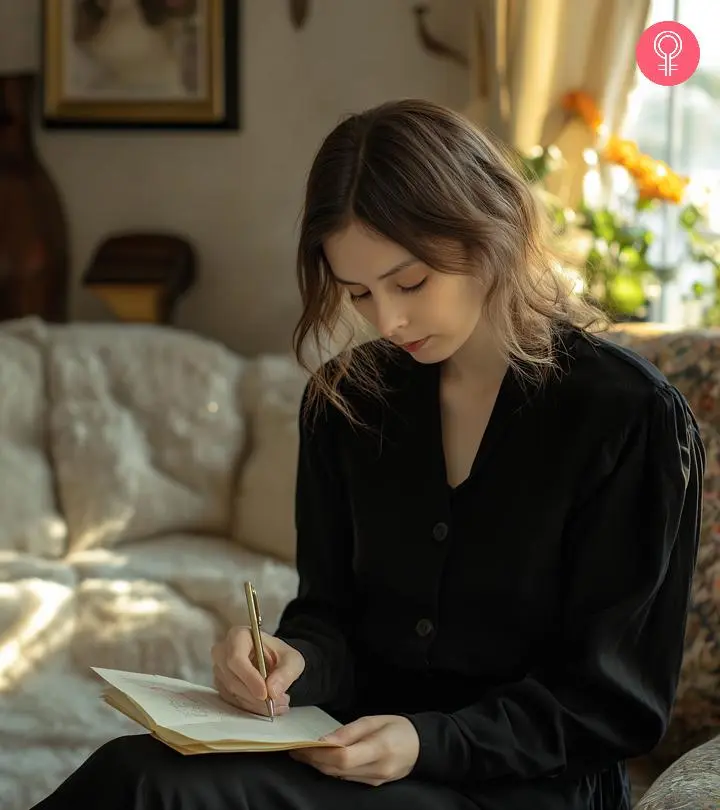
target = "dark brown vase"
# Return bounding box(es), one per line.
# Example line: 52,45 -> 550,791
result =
0,73 -> 69,322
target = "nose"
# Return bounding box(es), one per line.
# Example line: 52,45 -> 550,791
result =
374,295 -> 409,340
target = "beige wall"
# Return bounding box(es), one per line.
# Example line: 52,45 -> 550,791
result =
30,0 -> 470,355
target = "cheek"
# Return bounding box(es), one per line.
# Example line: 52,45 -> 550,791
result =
433,275 -> 483,322
351,298 -> 376,323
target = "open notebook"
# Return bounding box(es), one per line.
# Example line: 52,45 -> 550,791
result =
92,667 -> 344,755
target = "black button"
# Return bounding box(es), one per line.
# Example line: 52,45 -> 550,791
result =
432,522 -> 449,542
415,618 -> 434,637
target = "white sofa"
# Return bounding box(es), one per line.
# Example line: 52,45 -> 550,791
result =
3,316 -> 717,809
0,317 -> 308,810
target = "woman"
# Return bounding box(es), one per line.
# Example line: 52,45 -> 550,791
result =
33,99 -> 704,810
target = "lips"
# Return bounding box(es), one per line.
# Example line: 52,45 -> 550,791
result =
401,338 -> 428,353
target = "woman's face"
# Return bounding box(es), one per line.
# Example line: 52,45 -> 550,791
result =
323,221 -> 484,364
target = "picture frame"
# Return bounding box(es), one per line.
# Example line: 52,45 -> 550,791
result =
41,0 -> 240,131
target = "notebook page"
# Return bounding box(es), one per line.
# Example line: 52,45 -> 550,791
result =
159,708 -> 342,745
92,667 -> 342,743
93,668 -> 238,729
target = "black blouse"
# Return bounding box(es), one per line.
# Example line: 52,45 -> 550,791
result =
275,327 -> 704,804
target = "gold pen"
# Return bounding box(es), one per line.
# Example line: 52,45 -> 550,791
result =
244,580 -> 275,721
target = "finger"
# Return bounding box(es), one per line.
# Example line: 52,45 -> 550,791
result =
293,739 -> 377,773
322,716 -> 384,746
265,651 -> 304,700
214,659 -> 248,699
225,629 -> 268,700
217,682 -> 291,717
259,635 -> 279,670
289,746 -> 344,770
289,749 -> 381,784
262,701 -> 290,716
214,664 -> 256,710
214,658 -> 258,705
297,754 -> 384,784
215,662 -> 290,714
246,633 -> 279,673
289,748 -> 331,768
217,631 -> 284,705
334,740 -> 379,773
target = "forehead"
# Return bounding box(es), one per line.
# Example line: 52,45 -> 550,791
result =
324,222 -> 411,283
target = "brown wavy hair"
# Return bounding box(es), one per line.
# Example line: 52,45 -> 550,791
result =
293,98 -> 606,422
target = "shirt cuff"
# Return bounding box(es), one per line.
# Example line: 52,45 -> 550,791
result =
403,710 -> 462,783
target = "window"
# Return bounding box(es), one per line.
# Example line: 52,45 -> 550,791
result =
619,0 -> 720,325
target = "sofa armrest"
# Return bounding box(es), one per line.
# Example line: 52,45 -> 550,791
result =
635,734 -> 720,809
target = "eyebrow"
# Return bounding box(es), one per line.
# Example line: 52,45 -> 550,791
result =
333,257 -> 418,286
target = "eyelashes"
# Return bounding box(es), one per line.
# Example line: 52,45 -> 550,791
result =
349,278 -> 427,303
402,279 -> 428,294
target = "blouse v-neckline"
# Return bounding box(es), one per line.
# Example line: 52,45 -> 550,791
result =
427,360 -> 528,495
423,327 -> 578,494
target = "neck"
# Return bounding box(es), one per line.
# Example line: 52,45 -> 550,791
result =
442,320 -> 508,386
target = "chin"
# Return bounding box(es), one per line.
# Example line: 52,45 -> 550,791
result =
407,353 -> 437,365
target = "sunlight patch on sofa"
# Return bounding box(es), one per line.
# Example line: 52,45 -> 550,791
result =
0,580 -> 75,691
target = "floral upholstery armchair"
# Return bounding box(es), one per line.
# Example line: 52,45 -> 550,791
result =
609,326 -> 720,808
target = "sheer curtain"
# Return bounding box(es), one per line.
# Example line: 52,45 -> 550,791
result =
463,0 -> 651,206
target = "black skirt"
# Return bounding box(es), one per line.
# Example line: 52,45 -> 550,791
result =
30,733 -> 628,810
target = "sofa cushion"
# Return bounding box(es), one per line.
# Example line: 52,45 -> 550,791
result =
47,324 -> 248,551
67,533 -> 298,639
232,356 -> 309,564
0,577 -> 77,692
71,577 -> 220,684
66,532 -> 297,690
0,552 -> 76,588
0,318 -> 67,558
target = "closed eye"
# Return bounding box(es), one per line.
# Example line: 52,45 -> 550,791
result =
401,278 -> 427,294
349,290 -> 370,302
349,278 -> 427,303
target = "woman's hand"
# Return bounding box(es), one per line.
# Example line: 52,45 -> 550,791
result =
211,626 -> 305,717
290,715 -> 420,786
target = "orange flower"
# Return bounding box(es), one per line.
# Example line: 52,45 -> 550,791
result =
630,154 -> 659,181
561,89 -> 689,205
635,162 -> 689,204
602,136 -> 640,166
561,90 -> 603,131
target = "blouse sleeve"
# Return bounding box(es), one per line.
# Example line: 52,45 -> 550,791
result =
273,383 -> 357,710
406,383 -> 705,784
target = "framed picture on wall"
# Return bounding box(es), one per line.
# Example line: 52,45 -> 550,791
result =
41,0 -> 240,130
